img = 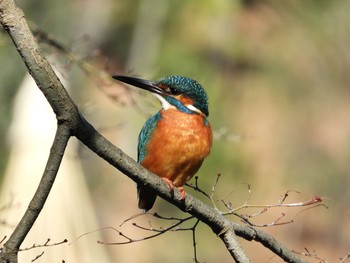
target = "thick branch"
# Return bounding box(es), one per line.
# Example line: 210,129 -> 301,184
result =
221,227 -> 251,262
0,0 -> 308,262
233,225 -> 307,263
0,123 -> 71,262
0,0 -> 80,126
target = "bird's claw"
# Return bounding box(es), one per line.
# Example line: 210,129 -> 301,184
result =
162,178 -> 186,200
178,186 -> 186,200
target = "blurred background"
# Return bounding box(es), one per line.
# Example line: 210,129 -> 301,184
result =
0,0 -> 349,262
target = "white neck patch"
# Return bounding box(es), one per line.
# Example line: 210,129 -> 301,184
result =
185,104 -> 202,114
154,94 -> 203,115
154,94 -> 174,110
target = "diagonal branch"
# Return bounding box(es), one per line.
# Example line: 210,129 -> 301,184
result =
0,0 -> 308,262
233,225 -> 307,263
0,0 -> 80,125
0,123 -> 71,262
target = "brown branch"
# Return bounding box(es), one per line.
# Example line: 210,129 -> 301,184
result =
220,187 -> 324,228
185,176 -> 211,199
292,248 -> 327,263
0,1 -> 309,262
340,251 -> 350,263
98,215 -> 194,245
31,251 -> 44,262
191,219 -> 201,263
19,238 -> 68,251
105,213 -> 203,262
0,123 -> 71,262
239,226 -> 307,263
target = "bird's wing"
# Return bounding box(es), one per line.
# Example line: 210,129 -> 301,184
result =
137,111 -> 162,163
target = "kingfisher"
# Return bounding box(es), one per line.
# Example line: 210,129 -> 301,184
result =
112,75 -> 212,211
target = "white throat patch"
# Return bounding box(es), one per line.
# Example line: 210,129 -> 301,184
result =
154,94 -> 203,115
185,104 -> 202,114
154,94 -> 174,110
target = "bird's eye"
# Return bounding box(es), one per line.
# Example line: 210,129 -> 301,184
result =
169,87 -> 180,95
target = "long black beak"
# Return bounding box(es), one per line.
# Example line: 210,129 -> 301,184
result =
112,75 -> 165,95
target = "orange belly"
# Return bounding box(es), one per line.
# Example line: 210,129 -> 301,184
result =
140,109 -> 212,186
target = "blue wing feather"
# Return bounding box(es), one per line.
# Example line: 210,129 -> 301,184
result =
137,111 -> 161,163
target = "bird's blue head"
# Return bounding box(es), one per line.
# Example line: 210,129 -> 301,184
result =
113,75 -> 209,117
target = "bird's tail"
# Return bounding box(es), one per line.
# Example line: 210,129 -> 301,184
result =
137,184 -> 157,212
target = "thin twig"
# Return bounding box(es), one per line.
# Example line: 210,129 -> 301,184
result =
225,195 -> 323,213
0,236 -> 7,245
98,215 -> 194,245
31,23 -> 152,116
105,213 -> 203,262
192,219 -> 200,263
292,247 -> 328,263
210,173 -> 222,210
20,238 -> 68,251
222,191 -> 325,227
340,251 -> 350,263
31,251 -> 44,262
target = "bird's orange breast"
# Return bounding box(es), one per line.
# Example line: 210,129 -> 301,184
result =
140,109 -> 212,186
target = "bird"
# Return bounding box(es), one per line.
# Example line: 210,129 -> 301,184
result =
112,75 -> 212,211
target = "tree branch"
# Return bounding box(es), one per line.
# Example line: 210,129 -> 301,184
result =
233,225 -> 307,263
0,123 -> 71,262
0,0 -> 80,125
0,0 -> 308,262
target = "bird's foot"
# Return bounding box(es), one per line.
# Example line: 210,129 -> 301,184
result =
178,186 -> 186,200
162,178 -> 186,200
162,177 -> 174,191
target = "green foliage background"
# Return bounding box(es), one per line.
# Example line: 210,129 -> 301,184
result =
1,0 -> 349,262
